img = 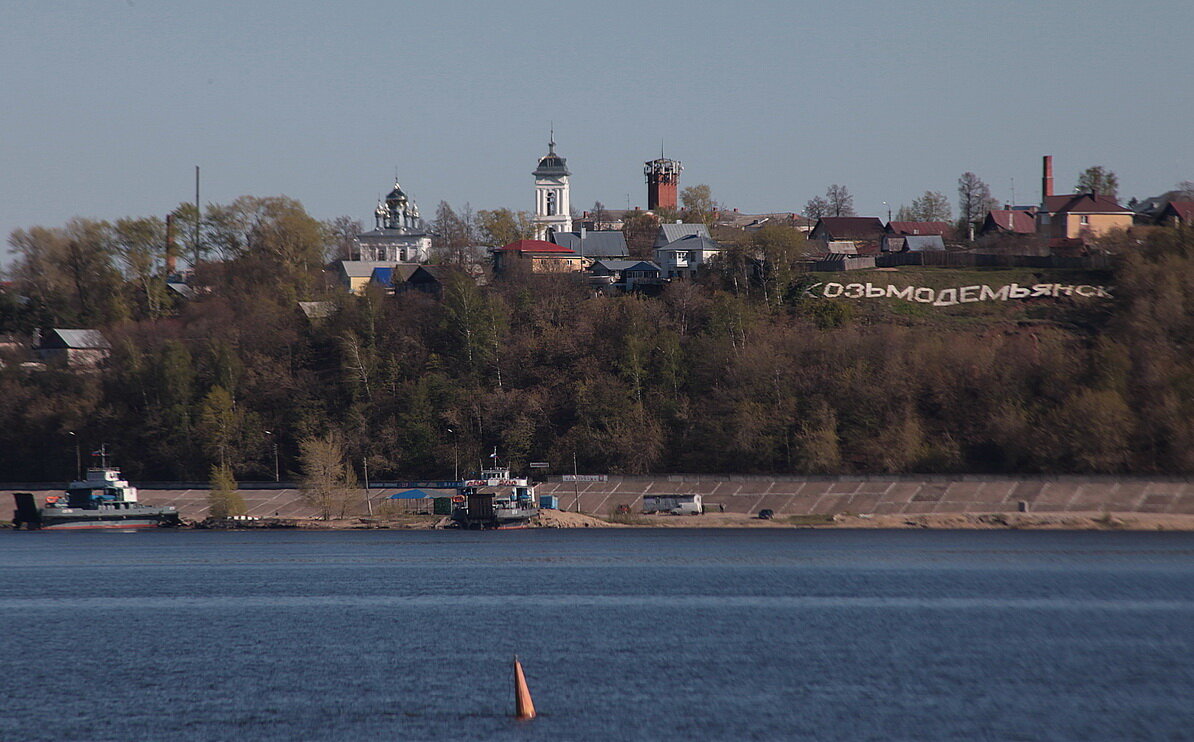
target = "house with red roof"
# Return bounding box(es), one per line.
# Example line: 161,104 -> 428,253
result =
1158,201 -> 1194,228
1037,192 -> 1133,242
493,239 -> 584,274
1035,155 -> 1133,244
980,209 -> 1037,237
884,221 -> 957,240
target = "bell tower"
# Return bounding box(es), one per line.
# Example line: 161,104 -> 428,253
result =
532,129 -> 571,240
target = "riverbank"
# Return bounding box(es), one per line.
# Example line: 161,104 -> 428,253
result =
187,510 -> 1194,531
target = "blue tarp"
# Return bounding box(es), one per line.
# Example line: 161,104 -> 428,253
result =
388,489 -> 437,500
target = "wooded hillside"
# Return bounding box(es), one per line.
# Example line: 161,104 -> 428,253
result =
2,201 -> 1191,481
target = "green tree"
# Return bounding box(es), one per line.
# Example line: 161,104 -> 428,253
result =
440,270 -> 495,380
680,184 -> 720,226
796,401 -> 841,472
299,432 -> 358,519
476,208 -> 533,248
170,201 -> 208,267
897,191 -> 951,222
751,224 -> 807,311
198,385 -> 239,468
1076,166 -> 1119,199
112,216 -> 169,319
207,463 -> 247,518
9,218 -> 127,325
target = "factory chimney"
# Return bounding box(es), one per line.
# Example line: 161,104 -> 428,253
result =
1042,155 -> 1054,202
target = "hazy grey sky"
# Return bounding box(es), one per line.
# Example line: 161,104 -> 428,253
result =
2,0 -> 1191,262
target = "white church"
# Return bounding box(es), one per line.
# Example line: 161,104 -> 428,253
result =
353,179 -> 432,263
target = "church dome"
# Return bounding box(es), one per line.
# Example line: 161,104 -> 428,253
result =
385,183 -> 407,202
533,137 -> 570,177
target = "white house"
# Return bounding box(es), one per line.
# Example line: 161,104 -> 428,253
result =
654,233 -> 722,279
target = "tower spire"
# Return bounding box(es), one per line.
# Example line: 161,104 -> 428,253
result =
548,122 -> 555,154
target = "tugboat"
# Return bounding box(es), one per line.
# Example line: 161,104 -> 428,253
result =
450,459 -> 539,530
11,447 -> 180,530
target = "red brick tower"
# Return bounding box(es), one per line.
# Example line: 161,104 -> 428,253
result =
644,154 -> 683,211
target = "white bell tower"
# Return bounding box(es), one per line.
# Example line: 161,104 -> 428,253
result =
532,129 -> 571,240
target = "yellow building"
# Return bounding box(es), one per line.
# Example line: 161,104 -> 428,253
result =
1037,193 -> 1133,241
493,239 -> 584,274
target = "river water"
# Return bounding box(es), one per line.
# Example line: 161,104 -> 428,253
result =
1,529 -> 1192,741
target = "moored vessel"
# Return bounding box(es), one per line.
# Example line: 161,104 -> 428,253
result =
450,464 -> 539,530
11,453 -> 180,530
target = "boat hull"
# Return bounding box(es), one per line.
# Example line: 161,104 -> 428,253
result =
451,507 -> 538,530
11,493 -> 181,531
38,514 -> 179,530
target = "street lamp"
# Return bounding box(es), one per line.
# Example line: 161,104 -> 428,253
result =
68,431 -> 80,481
882,201 -> 891,223
447,428 -> 459,481
264,430 -> 280,482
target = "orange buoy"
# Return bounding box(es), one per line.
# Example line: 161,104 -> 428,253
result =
513,655 -> 536,720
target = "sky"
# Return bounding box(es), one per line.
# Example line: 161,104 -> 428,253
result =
2,0 -> 1192,265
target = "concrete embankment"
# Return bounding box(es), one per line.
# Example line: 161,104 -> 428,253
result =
2,475 -> 1191,523
533,475 -> 1194,518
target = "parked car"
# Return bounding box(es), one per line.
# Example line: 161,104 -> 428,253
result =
758,509 -> 774,520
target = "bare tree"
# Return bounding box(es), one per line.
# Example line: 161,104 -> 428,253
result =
957,172 -> 997,227
432,201 -> 476,264
826,185 -> 855,217
804,195 -> 830,221
591,201 -> 610,230
324,216 -> 363,261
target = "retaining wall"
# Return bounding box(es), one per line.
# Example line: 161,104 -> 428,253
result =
534,475 -> 1194,517
4,476 -> 1191,521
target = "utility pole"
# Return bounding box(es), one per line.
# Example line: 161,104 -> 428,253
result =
363,457 -> 373,517
194,166 -> 201,268
448,427 -> 459,481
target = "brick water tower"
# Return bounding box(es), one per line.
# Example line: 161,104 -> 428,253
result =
644,153 -> 683,211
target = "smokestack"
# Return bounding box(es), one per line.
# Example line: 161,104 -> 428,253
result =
1042,155 -> 1054,201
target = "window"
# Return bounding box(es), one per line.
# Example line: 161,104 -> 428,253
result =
546,192 -> 557,216
1080,215 -> 1089,225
